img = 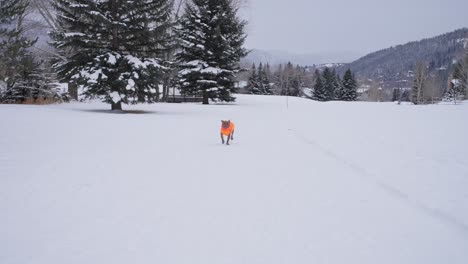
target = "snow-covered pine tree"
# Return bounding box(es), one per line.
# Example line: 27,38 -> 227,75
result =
176,0 -> 247,104
341,69 -> 358,101
332,69 -> 340,99
313,69 -> 327,101
246,63 -> 261,94
50,0 -> 174,110
321,67 -> 335,100
265,63 -> 272,81
259,63 -> 273,95
290,64 -> 303,97
273,64 -> 284,95
334,74 -> 344,100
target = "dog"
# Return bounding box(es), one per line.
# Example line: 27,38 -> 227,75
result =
220,120 -> 235,145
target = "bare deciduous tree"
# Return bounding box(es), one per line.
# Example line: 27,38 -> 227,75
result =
423,76 -> 442,104
29,0 -> 57,30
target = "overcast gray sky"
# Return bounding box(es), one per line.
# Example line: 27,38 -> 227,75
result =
241,0 -> 468,58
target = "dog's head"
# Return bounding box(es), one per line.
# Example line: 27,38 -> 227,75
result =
221,120 -> 231,129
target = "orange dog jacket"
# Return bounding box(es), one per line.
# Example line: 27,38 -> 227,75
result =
221,122 -> 235,136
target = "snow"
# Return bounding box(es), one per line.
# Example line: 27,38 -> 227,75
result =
106,53 -> 119,65
125,55 -> 163,69
126,79 -> 136,91
186,60 -> 207,67
77,69 -> 106,84
201,67 -> 228,74
0,80 -> 6,92
235,80 -> 248,88
452,79 -> 461,87
63,32 -> 86,37
52,82 -> 69,93
109,91 -> 122,103
1,95 -> 468,264
302,87 -> 313,97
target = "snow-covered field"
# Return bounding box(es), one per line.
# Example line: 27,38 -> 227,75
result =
1,95 -> 468,264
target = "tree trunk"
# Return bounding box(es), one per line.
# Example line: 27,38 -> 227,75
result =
202,91 -> 209,104
109,0 -> 121,111
161,81 -> 166,102
112,101 -> 122,111
68,82 -> 78,100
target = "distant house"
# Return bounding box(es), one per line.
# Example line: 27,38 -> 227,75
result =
235,80 -> 249,94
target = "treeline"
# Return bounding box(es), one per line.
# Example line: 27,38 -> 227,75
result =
245,62 -> 358,101
1,0 -> 247,109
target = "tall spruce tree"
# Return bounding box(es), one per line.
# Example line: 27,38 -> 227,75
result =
246,63 -> 261,94
265,63 -> 272,81
334,74 -> 344,100
321,67 -> 335,100
177,0 -> 247,104
291,64 -> 303,97
273,64 -> 284,95
340,69 -> 358,101
259,63 -> 273,95
51,0 -> 174,110
313,69 -> 328,101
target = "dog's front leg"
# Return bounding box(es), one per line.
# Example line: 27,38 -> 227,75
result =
220,133 -> 225,144
226,133 -> 230,145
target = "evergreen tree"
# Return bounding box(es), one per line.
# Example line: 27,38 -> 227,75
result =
313,69 -> 328,101
265,63 -> 272,81
177,0 -> 247,104
332,69 -> 340,99
334,74 -> 345,100
259,63 -> 273,95
290,64 -> 303,97
340,69 -> 358,101
51,0 -> 174,110
273,64 -> 284,95
321,67 -> 335,100
443,79 -> 459,102
246,63 -> 261,94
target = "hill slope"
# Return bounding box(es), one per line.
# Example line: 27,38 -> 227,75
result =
242,49 -> 360,66
342,28 -> 468,83
1,96 -> 468,264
